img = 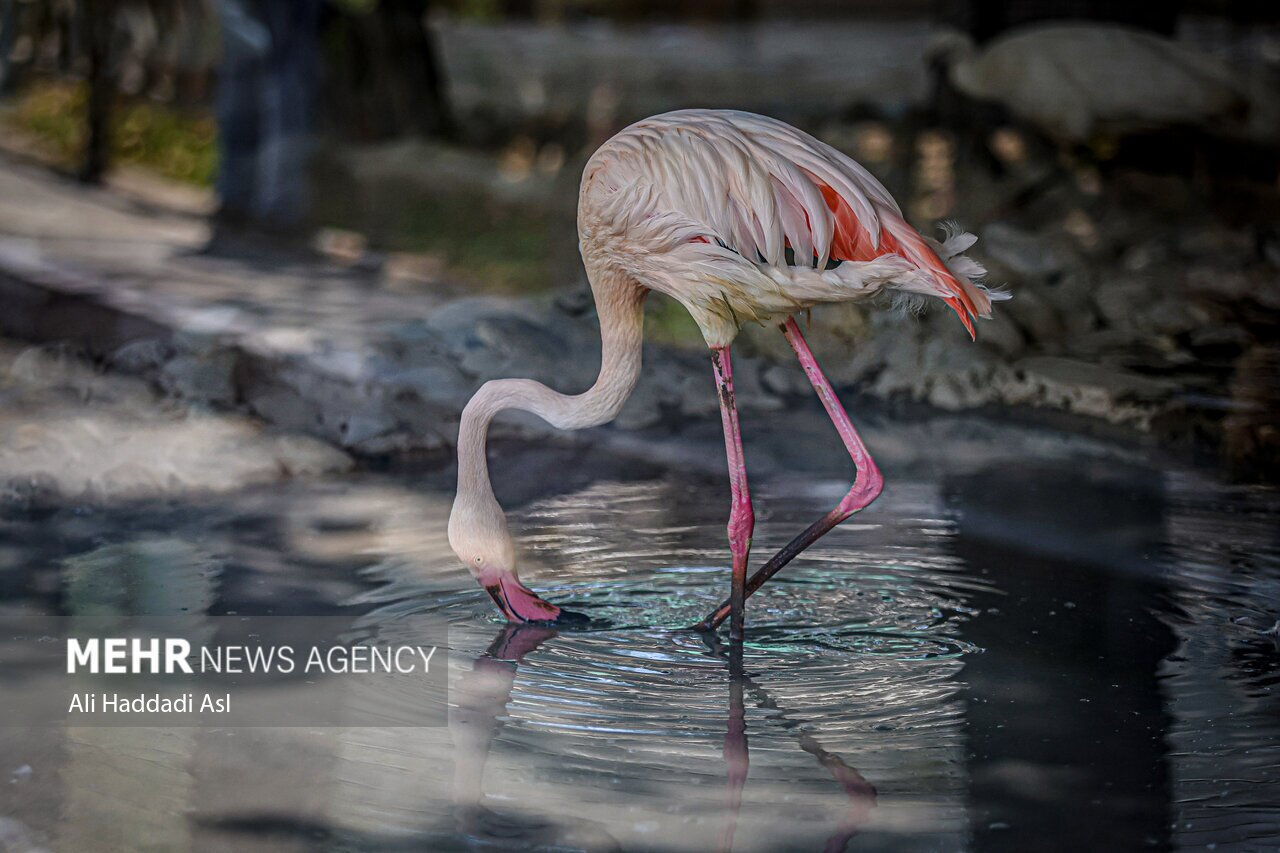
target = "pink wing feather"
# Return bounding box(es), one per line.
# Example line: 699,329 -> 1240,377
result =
588,109 -> 998,338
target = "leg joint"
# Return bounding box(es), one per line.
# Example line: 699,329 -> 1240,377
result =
838,467 -> 883,516
727,499 -> 755,544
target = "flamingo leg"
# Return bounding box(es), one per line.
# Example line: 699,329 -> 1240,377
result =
712,346 -> 755,643
694,318 -> 883,633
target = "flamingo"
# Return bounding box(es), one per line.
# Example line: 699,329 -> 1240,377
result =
449,109 -> 1005,640
931,25 -> 1273,143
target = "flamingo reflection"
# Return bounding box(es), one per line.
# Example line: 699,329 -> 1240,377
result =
452,625 -> 877,852
702,632 -> 878,853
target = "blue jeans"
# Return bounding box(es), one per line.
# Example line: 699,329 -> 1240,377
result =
215,0 -> 321,228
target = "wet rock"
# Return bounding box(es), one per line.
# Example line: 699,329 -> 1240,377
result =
158,348 -> 237,405
928,372 -> 981,410
1186,265 -> 1252,301
382,362 -> 471,408
759,361 -> 811,397
109,337 -> 175,373
428,297 -> 600,392
614,378 -> 667,430
338,410 -> 398,449
1178,224 -> 1254,260
0,817 -> 48,853
1094,276 -> 1155,328
1143,297 -> 1208,337
554,285 -> 595,317
1007,356 -> 1177,426
1188,324 -> 1250,352
1223,343 -> 1280,480
1068,328 -> 1145,358
1120,240 -> 1168,272
1004,288 -> 1066,344
0,342 -> 352,501
976,311 -> 1027,358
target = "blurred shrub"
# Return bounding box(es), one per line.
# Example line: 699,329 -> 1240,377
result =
328,0 -> 380,12
6,79 -> 216,186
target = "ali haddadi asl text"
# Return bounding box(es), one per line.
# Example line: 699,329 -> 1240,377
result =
68,692 -> 230,715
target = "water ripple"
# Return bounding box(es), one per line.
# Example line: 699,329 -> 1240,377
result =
351,477 -> 985,850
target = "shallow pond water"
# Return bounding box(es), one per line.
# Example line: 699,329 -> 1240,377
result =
1,408 -> 1277,852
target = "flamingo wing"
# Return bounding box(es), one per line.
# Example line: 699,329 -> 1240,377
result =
588,109 -> 1000,340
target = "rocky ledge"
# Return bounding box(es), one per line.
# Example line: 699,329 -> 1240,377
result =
0,155 -> 1274,475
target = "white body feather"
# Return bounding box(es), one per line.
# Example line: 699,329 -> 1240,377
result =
577,109 -> 1005,347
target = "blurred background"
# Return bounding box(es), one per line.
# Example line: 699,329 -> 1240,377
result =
0,0 -> 1276,480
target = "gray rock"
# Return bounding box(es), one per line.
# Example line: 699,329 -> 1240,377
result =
1004,288 -> 1066,344
976,311 -> 1027,357
382,362 -> 471,408
428,297 -> 601,392
1006,356 -> 1177,427
982,222 -> 1077,279
157,349 -> 237,405
109,338 -> 175,373
1189,324 -> 1250,351
614,379 -> 668,430
759,362 -> 810,397
1143,298 -> 1208,337
1018,356 -> 1173,399
1093,276 -> 1154,327
338,410 -> 398,449
0,817 -> 49,853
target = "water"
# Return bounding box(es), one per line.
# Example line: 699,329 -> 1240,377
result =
1,408 -> 1277,852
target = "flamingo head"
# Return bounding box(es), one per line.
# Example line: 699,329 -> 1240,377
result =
448,498 -> 563,624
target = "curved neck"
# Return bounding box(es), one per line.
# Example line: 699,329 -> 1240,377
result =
455,271 -> 646,518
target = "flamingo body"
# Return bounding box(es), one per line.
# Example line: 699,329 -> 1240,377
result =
449,109 -> 1006,634
578,109 -> 999,345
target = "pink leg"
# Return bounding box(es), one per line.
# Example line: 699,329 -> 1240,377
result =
783,316 -> 883,516
695,318 -> 883,633
712,347 -> 754,643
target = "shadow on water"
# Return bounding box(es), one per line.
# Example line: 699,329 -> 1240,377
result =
0,406 -> 1277,851
948,459 -> 1177,852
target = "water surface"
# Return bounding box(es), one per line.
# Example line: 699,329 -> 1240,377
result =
1,409 -> 1276,852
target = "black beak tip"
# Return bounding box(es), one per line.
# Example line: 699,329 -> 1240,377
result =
552,608 -> 592,627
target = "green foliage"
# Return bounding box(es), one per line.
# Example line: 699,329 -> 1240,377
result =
327,0 -> 379,13
644,295 -> 703,347
396,199 -> 554,294
441,0 -> 502,21
6,79 -> 216,186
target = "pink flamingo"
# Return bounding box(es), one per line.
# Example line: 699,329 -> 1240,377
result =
449,109 -> 1004,640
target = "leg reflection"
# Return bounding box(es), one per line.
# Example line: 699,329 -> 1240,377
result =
702,634 -> 877,853
719,642 -> 748,853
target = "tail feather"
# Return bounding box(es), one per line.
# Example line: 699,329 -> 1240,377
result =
811,179 -> 999,337
876,210 -> 987,338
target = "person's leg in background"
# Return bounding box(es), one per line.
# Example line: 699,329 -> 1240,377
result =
213,0 -> 270,230
0,0 -> 18,94
254,0 -> 321,235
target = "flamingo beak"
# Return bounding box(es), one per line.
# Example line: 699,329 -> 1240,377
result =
482,573 -> 562,624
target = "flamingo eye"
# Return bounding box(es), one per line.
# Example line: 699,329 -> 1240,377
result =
473,556 -> 483,564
